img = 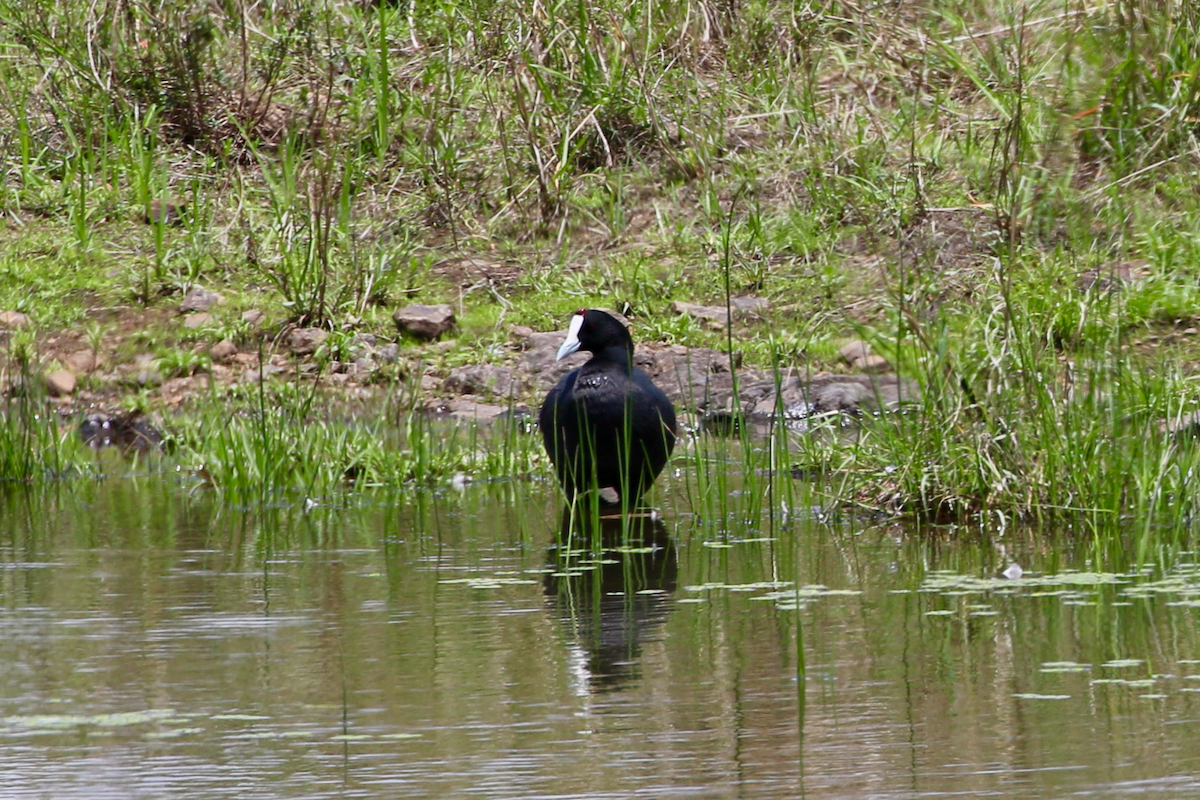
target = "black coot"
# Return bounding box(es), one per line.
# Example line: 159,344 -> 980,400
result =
539,309 -> 678,506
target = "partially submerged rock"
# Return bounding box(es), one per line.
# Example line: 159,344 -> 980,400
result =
80,412 -> 163,451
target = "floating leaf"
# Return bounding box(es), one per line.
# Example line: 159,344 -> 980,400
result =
3,709 -> 182,731
439,577 -> 538,588
1100,659 -> 1145,669
1091,678 -> 1156,687
922,571 -> 1125,595
213,714 -> 270,721
685,581 -> 794,592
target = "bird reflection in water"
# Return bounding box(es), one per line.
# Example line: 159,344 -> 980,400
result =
543,506 -> 677,694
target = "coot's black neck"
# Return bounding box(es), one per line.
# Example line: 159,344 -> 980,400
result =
590,340 -> 635,371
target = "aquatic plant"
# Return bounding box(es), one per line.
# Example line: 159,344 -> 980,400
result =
171,378 -> 542,504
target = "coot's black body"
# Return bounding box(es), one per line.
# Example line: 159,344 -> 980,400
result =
539,310 -> 678,506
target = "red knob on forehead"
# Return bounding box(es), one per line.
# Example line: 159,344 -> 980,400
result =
576,308 -> 587,316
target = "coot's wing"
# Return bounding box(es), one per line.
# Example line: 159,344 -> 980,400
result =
540,370 -> 581,488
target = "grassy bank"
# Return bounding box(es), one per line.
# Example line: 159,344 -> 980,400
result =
3,0 -> 1200,530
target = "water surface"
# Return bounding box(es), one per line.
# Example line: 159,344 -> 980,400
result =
2,472 -> 1200,798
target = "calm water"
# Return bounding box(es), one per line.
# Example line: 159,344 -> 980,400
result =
3,460 -> 1200,798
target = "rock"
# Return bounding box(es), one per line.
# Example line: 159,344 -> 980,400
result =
287,327 -> 328,355
243,364 -> 286,383
160,375 -> 209,405
242,309 -> 266,328
638,345 -> 739,410
839,340 -> 890,372
672,301 -> 729,325
1161,410 -> 1200,437
444,365 -> 524,397
1078,259 -> 1151,292
839,340 -> 871,365
777,374 -> 921,421
0,310 -> 30,330
522,328 -> 587,378
231,353 -> 259,367
210,339 -> 238,362
393,303 -> 456,340
348,333 -> 377,361
440,398 -> 509,421
144,198 -> 187,226
730,296 -> 770,315
179,287 -> 223,313
351,357 -> 378,376
65,350 -> 96,374
857,354 -> 892,373
136,369 -> 163,387
45,369 -> 76,396
524,330 -> 567,351
183,313 -> 214,329
510,325 -> 534,341
377,343 -> 400,364
671,297 -> 769,328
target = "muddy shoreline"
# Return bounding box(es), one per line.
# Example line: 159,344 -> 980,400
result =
2,301 -> 918,439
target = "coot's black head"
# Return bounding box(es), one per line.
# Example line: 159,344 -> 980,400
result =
555,309 -> 634,362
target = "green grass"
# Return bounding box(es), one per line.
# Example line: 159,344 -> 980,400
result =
165,377 -> 543,503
